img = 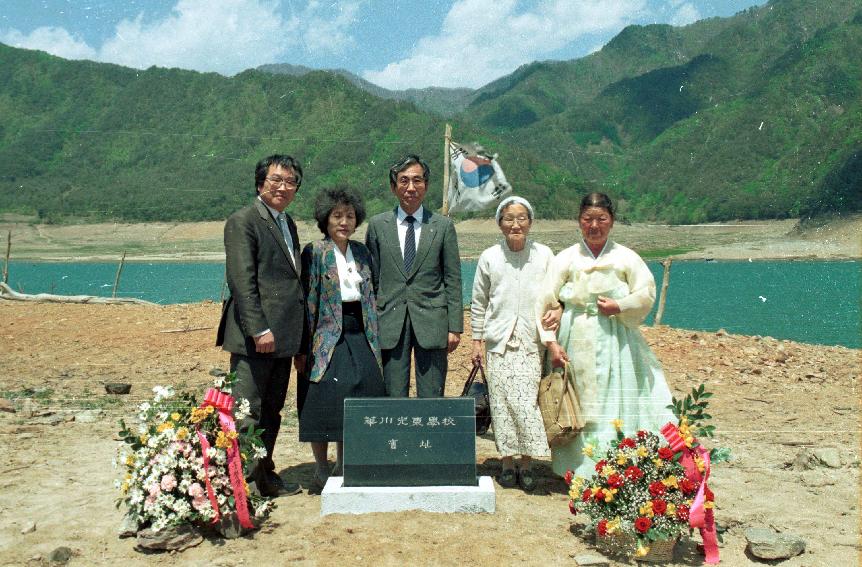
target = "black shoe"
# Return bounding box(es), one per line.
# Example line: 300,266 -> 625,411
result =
267,471 -> 301,496
497,468 -> 517,488
253,466 -> 280,498
518,468 -> 538,492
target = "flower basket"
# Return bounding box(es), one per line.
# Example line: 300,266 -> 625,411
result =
596,529 -> 676,563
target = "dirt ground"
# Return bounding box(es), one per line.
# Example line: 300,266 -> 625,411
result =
0,301 -> 859,566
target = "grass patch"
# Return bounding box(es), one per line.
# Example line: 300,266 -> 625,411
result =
0,387 -> 55,400
639,246 -> 698,259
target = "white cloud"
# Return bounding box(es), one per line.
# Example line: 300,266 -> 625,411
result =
362,0 -> 645,90
669,1 -> 701,26
1,0 -> 362,75
1,26 -> 97,60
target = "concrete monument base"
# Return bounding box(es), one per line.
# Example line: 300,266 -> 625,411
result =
320,476 -> 496,516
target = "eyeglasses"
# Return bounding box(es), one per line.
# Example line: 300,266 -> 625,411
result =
266,176 -> 299,188
501,215 -> 530,225
396,176 -> 426,189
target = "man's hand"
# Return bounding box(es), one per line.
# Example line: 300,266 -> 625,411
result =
542,305 -> 563,331
547,341 -> 569,368
253,331 -> 276,354
470,339 -> 484,367
447,332 -> 461,353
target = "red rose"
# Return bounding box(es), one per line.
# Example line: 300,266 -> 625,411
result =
569,500 -> 577,515
564,470 -> 574,485
607,474 -> 624,489
676,505 -> 690,521
637,430 -> 648,439
652,499 -> 667,514
582,489 -> 592,502
704,486 -> 714,501
593,488 -> 605,503
619,437 -> 636,449
658,447 -> 675,460
634,517 -> 652,533
649,481 -> 666,496
624,466 -> 644,481
680,479 -> 696,494
595,459 -> 607,473
597,519 -> 609,536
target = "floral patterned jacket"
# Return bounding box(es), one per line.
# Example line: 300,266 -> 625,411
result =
300,238 -> 382,383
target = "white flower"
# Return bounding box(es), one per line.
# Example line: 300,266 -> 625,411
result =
234,398 -> 251,421
152,386 -> 174,402
252,445 -> 268,460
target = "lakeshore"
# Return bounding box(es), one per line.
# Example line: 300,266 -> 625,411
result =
1,214 -> 860,262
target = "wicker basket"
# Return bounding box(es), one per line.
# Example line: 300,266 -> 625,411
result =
595,530 -> 676,563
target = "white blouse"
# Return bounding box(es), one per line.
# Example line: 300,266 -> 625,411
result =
334,243 -> 363,302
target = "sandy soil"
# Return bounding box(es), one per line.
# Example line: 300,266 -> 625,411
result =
0,301 -> 859,566
1,214 -> 859,262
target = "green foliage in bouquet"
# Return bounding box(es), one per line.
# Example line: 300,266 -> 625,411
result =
668,383 -> 731,464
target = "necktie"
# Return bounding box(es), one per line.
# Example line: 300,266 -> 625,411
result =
403,215 -> 416,272
277,213 -> 295,265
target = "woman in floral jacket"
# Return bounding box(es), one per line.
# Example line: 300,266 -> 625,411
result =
299,188 -> 385,489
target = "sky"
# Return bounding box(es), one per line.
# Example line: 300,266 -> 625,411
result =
1,0 -> 767,90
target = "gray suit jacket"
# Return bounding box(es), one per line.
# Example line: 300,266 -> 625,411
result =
216,199 -> 306,357
365,208 -> 463,350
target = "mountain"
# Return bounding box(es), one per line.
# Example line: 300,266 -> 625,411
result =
460,0 -> 862,221
0,44 -> 578,223
257,63 -> 475,117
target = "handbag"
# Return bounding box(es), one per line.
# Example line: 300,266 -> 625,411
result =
538,362 -> 584,447
461,362 -> 492,436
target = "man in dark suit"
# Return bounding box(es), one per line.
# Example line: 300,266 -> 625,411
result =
216,154 -> 306,496
365,154 -> 463,398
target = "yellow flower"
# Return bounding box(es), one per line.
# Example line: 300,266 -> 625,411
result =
241,452 -> 248,462
680,415 -> 689,426
139,433 -> 149,444
125,455 -> 135,466
635,545 -> 650,557
606,517 -> 621,534
581,444 -> 594,457
215,431 -> 231,449
652,458 -> 665,469
616,451 -> 627,465
639,502 -> 655,517
666,503 -> 676,516
156,421 -> 175,433
206,405 -> 215,415
171,412 -> 182,421
603,488 -> 618,503
636,446 -> 649,458
694,456 -> 705,473
611,418 -> 624,431
570,477 -> 585,492
662,475 -> 679,489
120,481 -> 129,494
176,427 -> 189,440
600,465 -> 616,478
704,501 -> 715,509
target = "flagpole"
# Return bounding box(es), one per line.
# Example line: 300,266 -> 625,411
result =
442,123 -> 452,216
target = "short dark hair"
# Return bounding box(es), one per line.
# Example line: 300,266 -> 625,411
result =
389,154 -> 430,187
314,187 -> 367,235
579,192 -> 615,218
254,154 -> 303,193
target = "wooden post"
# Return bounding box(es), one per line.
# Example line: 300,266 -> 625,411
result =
441,123 -> 452,216
654,259 -> 672,326
112,250 -> 127,298
3,230 -> 10,284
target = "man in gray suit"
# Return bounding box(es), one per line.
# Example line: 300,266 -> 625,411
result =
216,154 -> 306,496
365,154 -> 463,398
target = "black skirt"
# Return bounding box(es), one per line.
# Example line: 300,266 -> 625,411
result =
298,301 -> 385,442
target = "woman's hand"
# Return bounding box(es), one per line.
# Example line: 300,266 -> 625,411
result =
471,339 -> 484,367
597,296 -> 621,316
547,341 -> 569,367
542,305 -> 563,331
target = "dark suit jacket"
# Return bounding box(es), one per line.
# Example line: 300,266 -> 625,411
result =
300,238 -> 382,383
216,198 -> 306,357
365,207 -> 463,351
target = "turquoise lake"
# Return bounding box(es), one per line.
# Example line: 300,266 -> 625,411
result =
5,260 -> 860,348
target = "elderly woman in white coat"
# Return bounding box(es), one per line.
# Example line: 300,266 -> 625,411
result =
470,196 -> 556,492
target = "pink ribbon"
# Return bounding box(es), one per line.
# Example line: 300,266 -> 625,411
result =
196,388 -> 254,529
661,422 -> 720,564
